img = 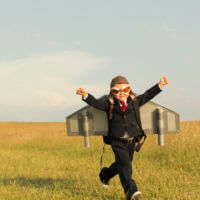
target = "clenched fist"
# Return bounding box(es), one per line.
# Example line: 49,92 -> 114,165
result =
158,76 -> 168,89
76,88 -> 88,99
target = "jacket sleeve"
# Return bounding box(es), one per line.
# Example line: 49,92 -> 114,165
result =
137,84 -> 162,107
82,93 -> 108,112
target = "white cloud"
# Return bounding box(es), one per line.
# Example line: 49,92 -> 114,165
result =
162,23 -> 178,40
0,51 -> 109,109
30,32 -> 62,48
47,40 -> 60,48
34,33 -> 42,39
74,41 -> 81,46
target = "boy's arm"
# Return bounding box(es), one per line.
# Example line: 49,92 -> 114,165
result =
137,84 -> 162,107
76,88 -> 108,111
82,93 -> 108,111
137,76 -> 168,107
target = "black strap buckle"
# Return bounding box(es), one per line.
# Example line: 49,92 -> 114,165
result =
128,139 -> 134,144
135,135 -> 147,152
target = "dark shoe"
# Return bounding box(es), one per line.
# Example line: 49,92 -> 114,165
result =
126,191 -> 142,200
99,167 -> 109,188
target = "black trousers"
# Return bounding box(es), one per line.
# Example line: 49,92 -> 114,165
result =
102,138 -> 138,194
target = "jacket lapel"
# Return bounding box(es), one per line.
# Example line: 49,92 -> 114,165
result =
113,97 -> 132,115
132,99 -> 143,129
125,97 -> 132,113
113,96 -> 143,129
113,98 -> 124,115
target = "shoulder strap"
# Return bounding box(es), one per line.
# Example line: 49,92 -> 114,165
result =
131,96 -> 147,152
108,95 -> 114,120
100,143 -> 106,170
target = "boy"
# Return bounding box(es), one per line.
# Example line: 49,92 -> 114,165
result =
76,75 -> 168,200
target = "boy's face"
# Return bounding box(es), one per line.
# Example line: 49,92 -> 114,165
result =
111,83 -> 130,101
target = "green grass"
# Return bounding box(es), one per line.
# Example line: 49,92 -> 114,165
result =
0,121 -> 199,200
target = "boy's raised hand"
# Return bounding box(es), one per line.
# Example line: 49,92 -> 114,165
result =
76,88 -> 88,98
158,76 -> 168,89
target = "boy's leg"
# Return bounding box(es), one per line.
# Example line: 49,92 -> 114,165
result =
99,162 -> 118,186
99,139 -> 126,184
111,140 -> 137,194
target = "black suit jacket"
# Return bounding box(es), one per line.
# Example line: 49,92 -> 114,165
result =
83,84 -> 162,138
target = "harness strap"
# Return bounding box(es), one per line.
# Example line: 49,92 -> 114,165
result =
135,133 -> 147,152
100,143 -> 106,170
108,95 -> 114,120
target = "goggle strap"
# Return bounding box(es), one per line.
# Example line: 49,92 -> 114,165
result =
110,84 -> 130,91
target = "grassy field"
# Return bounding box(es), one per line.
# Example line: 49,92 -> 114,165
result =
0,121 -> 199,200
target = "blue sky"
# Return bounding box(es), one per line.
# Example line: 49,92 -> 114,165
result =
0,0 -> 199,121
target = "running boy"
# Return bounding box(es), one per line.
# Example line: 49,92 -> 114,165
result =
76,75 -> 168,200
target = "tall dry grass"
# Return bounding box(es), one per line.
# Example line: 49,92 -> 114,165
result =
0,121 -> 199,200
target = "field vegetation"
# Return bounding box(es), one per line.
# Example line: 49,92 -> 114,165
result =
0,121 -> 199,200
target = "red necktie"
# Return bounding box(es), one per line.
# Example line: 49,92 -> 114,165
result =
120,101 -> 126,112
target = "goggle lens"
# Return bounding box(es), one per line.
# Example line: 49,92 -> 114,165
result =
111,86 -> 131,95
123,86 -> 130,93
112,89 -> 119,95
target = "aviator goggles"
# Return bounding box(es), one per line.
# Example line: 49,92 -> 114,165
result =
111,84 -> 131,95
